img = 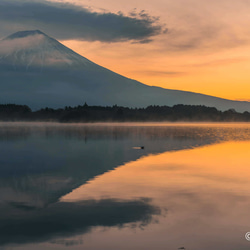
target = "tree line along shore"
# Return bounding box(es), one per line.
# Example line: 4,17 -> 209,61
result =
0,103 -> 250,122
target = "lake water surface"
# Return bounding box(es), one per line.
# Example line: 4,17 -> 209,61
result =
1,122 -> 250,250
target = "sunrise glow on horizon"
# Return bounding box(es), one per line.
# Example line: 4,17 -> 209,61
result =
61,38 -> 250,101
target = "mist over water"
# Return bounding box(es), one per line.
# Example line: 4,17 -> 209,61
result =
1,122 -> 250,249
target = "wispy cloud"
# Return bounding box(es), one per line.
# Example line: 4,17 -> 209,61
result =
152,0 -> 250,53
186,57 -> 248,68
0,0 -> 165,43
0,198 -> 161,246
135,70 -> 186,77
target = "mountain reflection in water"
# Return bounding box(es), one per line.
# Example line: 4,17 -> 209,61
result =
1,122 -> 250,249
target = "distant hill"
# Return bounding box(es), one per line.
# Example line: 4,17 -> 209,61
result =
0,30 -> 250,112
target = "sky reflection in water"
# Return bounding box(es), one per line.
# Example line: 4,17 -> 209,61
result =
0,123 -> 250,249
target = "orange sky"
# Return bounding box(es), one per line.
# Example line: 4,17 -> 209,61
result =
56,0 -> 250,100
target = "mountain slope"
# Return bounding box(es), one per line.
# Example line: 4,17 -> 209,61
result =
0,30 -> 250,112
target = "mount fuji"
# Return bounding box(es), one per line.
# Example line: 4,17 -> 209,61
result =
0,29 -> 250,112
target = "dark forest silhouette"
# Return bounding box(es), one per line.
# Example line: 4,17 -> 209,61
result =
0,103 -> 250,122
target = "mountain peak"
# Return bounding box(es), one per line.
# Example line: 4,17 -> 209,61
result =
4,30 -> 46,40
0,30 -> 93,71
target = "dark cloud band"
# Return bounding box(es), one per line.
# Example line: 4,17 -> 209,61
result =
0,0 -> 164,43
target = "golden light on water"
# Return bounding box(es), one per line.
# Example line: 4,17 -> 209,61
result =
62,140 -> 250,201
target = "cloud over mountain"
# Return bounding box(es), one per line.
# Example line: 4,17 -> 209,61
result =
0,0 -> 164,43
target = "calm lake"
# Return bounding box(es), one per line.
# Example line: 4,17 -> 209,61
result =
1,122 -> 250,250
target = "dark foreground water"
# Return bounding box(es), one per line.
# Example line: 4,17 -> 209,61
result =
1,122 -> 250,250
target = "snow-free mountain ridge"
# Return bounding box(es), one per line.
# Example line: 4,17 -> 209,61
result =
0,30 -> 250,112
